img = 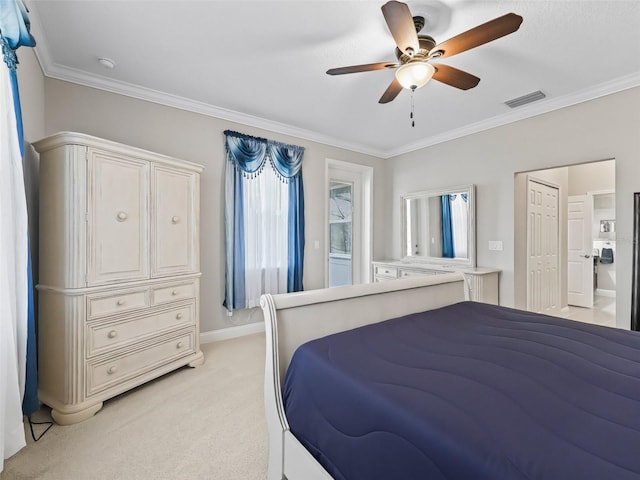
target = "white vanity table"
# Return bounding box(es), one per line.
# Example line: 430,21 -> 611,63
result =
372,261 -> 500,304
374,184 -> 500,304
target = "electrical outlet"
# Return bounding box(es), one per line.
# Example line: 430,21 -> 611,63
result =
488,240 -> 503,251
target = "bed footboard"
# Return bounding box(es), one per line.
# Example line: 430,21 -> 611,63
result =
260,272 -> 468,480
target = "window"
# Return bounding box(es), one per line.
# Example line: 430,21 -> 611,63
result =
329,182 -> 352,256
223,131 -> 305,312
242,166 -> 289,308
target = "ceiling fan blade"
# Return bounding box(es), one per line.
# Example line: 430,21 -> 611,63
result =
432,12 -> 523,58
326,62 -> 398,75
432,63 -> 480,90
379,78 -> 403,104
381,1 -> 419,56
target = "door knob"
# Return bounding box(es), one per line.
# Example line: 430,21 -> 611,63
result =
582,254 -> 591,259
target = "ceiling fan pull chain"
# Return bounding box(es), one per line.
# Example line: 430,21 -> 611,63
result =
410,87 -> 415,127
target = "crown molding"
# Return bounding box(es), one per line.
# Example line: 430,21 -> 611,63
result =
384,71 -> 640,158
39,56 -> 640,161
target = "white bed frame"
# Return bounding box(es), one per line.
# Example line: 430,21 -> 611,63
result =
260,272 -> 469,480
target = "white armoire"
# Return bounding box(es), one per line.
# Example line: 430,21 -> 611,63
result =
34,132 -> 204,425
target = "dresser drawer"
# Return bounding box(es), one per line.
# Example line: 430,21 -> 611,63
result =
373,265 -> 397,278
399,268 -> 443,278
86,303 -> 194,357
151,281 -> 195,305
87,288 -> 149,319
86,330 -> 195,396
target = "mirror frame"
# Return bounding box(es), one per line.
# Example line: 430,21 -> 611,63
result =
401,184 -> 476,268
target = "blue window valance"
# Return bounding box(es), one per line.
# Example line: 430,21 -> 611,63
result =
224,130 -> 304,182
0,0 -> 36,71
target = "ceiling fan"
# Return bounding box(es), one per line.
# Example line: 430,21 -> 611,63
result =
326,1 -> 523,104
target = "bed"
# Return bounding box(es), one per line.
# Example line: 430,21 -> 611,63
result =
260,272 -> 640,480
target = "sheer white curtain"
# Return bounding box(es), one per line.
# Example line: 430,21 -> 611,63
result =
451,194 -> 468,259
1,63 -> 28,470
242,166 -> 289,308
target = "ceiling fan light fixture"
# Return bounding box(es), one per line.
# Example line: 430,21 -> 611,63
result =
395,62 -> 435,90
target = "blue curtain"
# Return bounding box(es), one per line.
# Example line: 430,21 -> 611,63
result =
441,195 -> 454,258
269,143 -> 305,292
1,0 -> 38,416
223,130 -> 305,312
287,178 -> 304,292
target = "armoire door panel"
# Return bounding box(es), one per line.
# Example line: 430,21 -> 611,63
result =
88,150 -> 150,285
151,165 -> 198,277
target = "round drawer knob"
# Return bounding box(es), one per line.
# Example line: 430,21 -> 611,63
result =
176,313 -> 183,320
176,341 -> 184,349
172,290 -> 178,296
107,365 -> 117,375
171,216 -> 180,224
108,330 -> 117,339
116,211 -> 128,221
116,299 -> 125,306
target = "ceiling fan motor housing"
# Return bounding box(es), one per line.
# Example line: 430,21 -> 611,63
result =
395,35 -> 436,64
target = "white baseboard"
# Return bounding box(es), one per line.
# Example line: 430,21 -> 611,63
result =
200,321 -> 265,344
595,288 -> 616,298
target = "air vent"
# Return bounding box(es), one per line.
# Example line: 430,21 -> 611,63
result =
504,90 -> 546,108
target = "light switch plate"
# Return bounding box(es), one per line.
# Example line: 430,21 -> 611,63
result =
488,240 -> 503,251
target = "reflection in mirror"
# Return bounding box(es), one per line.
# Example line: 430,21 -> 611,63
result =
402,184 -> 476,267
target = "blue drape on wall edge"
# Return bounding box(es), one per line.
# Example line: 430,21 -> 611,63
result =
223,130 -> 305,312
1,0 -> 38,416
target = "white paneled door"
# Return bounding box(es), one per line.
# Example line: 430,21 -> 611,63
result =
567,195 -> 594,307
527,178 -> 560,313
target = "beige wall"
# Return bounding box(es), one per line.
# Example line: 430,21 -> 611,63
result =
40,79 -> 386,332
387,86 -> 640,329
17,47 -> 640,331
568,159 -> 615,196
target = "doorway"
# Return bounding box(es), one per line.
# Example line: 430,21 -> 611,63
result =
515,159 -> 616,326
326,160 -> 372,288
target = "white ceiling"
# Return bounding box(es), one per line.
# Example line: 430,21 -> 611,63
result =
26,0 -> 640,158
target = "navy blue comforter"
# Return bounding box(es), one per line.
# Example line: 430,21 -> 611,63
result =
283,301 -> 640,480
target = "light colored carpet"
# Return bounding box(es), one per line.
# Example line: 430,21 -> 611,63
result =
2,333 -> 268,480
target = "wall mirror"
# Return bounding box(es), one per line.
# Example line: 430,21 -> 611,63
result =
401,184 -> 476,267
